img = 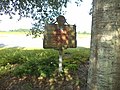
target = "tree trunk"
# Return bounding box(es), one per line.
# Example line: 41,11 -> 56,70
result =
87,0 -> 120,90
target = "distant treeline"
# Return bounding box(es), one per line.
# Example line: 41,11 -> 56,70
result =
0,29 -> 91,35
9,29 -> 30,32
77,31 -> 91,34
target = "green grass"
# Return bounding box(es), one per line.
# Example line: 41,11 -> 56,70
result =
77,33 -> 91,38
0,31 -> 91,37
0,31 -> 28,35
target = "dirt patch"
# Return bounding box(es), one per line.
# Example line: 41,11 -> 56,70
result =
0,63 -> 89,90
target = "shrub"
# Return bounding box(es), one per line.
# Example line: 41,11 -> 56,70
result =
63,48 -> 90,71
0,47 -> 90,77
13,56 -> 58,77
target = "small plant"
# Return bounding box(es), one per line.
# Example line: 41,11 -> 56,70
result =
0,63 -> 14,76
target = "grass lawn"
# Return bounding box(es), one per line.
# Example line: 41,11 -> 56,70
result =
0,31 -> 91,37
0,31 -> 28,35
77,33 -> 91,38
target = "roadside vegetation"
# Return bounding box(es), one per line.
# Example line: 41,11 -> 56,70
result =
0,29 -> 29,35
0,30 -> 91,38
0,47 -> 90,89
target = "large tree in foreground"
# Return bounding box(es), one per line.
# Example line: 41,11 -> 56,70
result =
87,0 -> 120,90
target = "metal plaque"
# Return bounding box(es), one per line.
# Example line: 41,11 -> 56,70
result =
43,24 -> 77,49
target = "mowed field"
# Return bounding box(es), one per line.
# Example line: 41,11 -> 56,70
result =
0,32 -> 91,49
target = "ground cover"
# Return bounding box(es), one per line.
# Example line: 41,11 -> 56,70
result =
0,47 -> 90,90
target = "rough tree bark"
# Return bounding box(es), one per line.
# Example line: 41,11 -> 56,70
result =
87,0 -> 120,90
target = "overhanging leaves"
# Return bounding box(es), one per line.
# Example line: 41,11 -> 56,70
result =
0,0 -> 82,36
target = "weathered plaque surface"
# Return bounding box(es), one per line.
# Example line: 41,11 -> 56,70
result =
43,24 -> 77,49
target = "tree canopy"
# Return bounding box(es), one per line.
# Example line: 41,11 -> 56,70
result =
0,0 -> 82,36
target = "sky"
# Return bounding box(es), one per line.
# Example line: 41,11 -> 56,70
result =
0,0 -> 92,33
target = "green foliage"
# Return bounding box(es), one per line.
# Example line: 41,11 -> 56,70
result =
13,56 -> 58,77
0,48 -> 28,66
0,0 -> 82,37
0,0 -> 82,18
0,47 -> 89,77
63,48 -> 90,71
0,63 -> 14,77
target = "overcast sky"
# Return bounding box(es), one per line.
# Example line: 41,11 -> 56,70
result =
0,0 -> 92,32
